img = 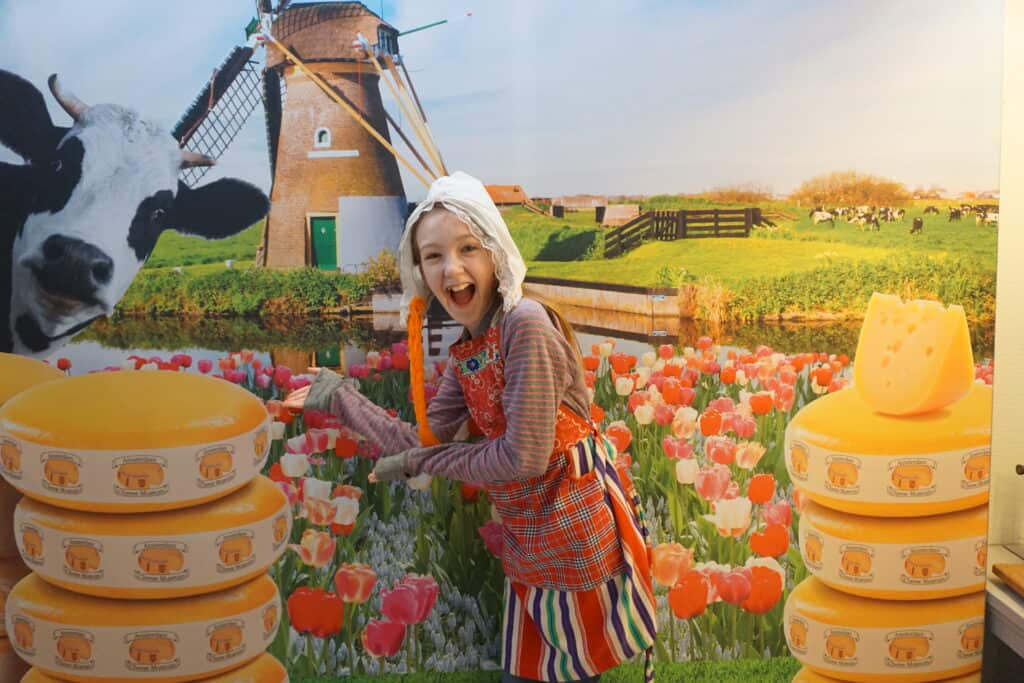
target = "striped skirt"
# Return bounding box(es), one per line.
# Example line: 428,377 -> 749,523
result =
501,433 -> 658,682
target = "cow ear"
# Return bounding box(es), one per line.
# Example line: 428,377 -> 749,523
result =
170,179 -> 269,239
0,70 -> 69,164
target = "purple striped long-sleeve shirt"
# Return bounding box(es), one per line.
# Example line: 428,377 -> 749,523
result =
327,297 -> 590,483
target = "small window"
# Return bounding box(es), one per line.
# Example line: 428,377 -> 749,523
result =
314,128 -> 331,148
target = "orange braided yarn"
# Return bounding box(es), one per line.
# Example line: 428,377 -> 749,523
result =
408,296 -> 441,446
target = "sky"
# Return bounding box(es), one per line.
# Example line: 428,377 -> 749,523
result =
0,0 -> 1005,200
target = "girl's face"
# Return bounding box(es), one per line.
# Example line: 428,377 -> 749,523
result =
415,208 -> 498,332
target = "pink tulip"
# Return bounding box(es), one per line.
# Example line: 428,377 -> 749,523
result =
289,376 -> 312,391
708,397 -> 735,414
276,480 -> 300,505
285,434 -> 312,455
733,416 -> 757,439
255,373 -> 271,389
658,344 -> 675,360
362,619 -> 406,657
478,520 -> 503,557
722,481 -> 740,500
379,354 -> 393,370
695,464 -> 731,502
273,365 -> 292,388
706,436 -> 737,465
301,497 -> 338,526
762,501 -> 792,527
661,436 -> 693,460
306,428 -> 330,453
170,353 -> 192,369
654,404 -> 675,427
713,568 -> 752,605
381,574 -> 439,625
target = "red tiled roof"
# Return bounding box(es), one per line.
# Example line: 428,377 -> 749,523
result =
486,185 -> 529,204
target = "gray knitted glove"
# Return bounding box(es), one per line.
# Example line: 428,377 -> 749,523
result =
304,368 -> 349,412
371,451 -> 412,481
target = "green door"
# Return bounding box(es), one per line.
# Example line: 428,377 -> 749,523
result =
315,346 -> 341,368
310,216 -> 337,270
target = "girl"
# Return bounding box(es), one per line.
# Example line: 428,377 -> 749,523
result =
289,172 -> 657,682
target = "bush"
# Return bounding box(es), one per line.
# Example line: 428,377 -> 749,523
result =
790,170 -> 911,207
116,266 -> 370,317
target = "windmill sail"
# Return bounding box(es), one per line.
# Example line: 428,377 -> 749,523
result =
172,46 -> 263,187
262,67 -> 284,177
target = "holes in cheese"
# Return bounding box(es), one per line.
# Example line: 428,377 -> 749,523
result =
784,577 -> 983,682
799,500 -> 987,600
785,384 -> 991,517
21,652 -> 288,682
853,293 -> 975,416
0,556 -> 30,637
13,476 -> 290,599
1,636 -> 31,683
5,573 -> 281,683
0,371 -> 271,513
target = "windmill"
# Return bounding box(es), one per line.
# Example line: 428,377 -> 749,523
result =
172,1 -> 451,272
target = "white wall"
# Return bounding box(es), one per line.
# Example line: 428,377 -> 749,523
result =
988,0 -> 1023,545
336,195 -> 408,272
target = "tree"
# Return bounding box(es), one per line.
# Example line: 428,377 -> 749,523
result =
790,171 -> 911,206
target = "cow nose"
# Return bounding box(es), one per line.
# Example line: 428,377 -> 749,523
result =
35,234 -> 113,302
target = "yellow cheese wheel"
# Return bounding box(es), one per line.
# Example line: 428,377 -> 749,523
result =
852,293 -> 975,416
0,371 -> 271,513
0,354 -> 65,407
785,384 -> 990,517
5,573 -> 280,683
0,557 -> 30,637
1,636 -> 30,683
784,577 -> 983,682
14,476 -> 291,599
0,479 -> 21,558
799,500 -> 988,600
20,652 -> 288,682
793,665 -> 979,683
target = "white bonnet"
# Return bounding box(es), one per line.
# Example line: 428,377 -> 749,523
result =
397,171 -> 526,325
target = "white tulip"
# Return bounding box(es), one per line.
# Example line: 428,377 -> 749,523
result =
333,496 -> 359,525
280,453 -> 309,478
640,351 -> 657,368
634,404 -> 655,425
303,476 -> 331,501
635,366 -> 652,388
270,421 -> 286,440
615,376 -> 634,396
675,458 -> 699,484
598,342 -> 613,358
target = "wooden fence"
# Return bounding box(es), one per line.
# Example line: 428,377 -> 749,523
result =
604,208 -> 756,258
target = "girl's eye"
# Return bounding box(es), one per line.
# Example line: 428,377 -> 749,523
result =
423,253 -> 440,261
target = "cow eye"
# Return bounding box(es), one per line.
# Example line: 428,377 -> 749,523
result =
50,159 -> 62,173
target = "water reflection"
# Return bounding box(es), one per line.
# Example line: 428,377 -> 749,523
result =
62,309 -> 994,376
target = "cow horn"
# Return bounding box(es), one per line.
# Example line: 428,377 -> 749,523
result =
180,150 -> 217,168
47,74 -> 88,121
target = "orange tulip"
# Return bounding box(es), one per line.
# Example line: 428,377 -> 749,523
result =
290,529 -> 336,568
669,570 -> 709,619
332,484 -> 363,501
652,543 -> 694,588
605,422 -> 632,454
583,356 -> 600,372
747,473 -> 775,504
590,403 -> 605,424
301,497 -> 339,526
720,365 -> 736,384
750,524 -> 789,557
699,409 -> 722,436
749,392 -> 773,415
334,563 -> 377,604
741,565 -> 783,614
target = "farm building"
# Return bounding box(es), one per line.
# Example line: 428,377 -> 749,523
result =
485,185 -> 530,206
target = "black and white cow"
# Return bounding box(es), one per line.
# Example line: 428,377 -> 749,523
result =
0,71 -> 269,357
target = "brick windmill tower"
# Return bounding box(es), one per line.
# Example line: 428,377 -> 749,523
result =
259,2 -> 409,270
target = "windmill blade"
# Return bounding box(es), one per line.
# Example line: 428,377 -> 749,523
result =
172,46 -> 262,187
262,66 -> 283,177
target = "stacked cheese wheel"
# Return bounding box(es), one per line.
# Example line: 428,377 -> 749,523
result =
0,369 -> 292,682
783,294 -> 989,683
0,355 -> 66,683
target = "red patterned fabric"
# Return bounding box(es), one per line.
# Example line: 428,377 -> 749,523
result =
449,325 -> 626,591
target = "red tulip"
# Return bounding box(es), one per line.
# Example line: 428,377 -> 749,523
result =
197,359 -> 213,374
381,574 -> 439,625
605,422 -> 632,454
583,356 -> 600,372
478,520 -> 503,557
653,404 -> 675,426
749,392 -> 773,415
747,473 -> 776,504
56,358 -> 72,371
658,344 -> 675,360
678,386 -> 696,407
741,565 -> 784,614
712,568 -> 752,605
694,464 -> 731,502
334,563 -> 377,604
362,619 -> 406,657
697,335 -> 713,350
273,365 -> 293,388
661,377 -> 683,405
287,587 -> 344,637
705,436 -> 737,465
750,524 -> 789,558
460,482 -> 482,502
661,435 -> 693,460
590,403 -> 605,424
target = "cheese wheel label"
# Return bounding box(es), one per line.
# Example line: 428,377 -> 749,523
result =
6,590 -> 280,679
13,505 -> 290,597
785,608 -> 983,675
0,416 -> 271,510
787,438 -> 988,506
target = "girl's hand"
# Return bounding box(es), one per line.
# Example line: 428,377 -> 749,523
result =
283,385 -> 310,412
367,472 -> 379,484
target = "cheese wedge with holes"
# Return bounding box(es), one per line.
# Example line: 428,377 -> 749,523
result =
21,652 -> 289,682
799,500 -> 987,600
1,636 -> 30,683
785,383 -> 990,516
0,557 -> 30,637
785,577 -> 983,682
14,476 -> 290,599
853,293 -> 974,416
793,665 -> 980,682
5,573 -> 280,683
0,371 -> 271,513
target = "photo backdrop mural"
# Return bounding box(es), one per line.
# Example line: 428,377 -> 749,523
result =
0,1 -> 1004,682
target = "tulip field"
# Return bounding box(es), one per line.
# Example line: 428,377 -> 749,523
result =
49,340 -> 995,680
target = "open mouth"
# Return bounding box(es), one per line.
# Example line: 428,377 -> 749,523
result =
447,283 -> 475,307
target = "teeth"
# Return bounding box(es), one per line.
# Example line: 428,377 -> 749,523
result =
449,283 -> 471,292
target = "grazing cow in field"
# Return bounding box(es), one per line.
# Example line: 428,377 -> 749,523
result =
977,211 -> 999,226
810,210 -> 835,226
948,208 -> 962,222
911,217 -> 924,234
0,70 -> 270,358
923,205 -> 940,215
852,213 -> 880,231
